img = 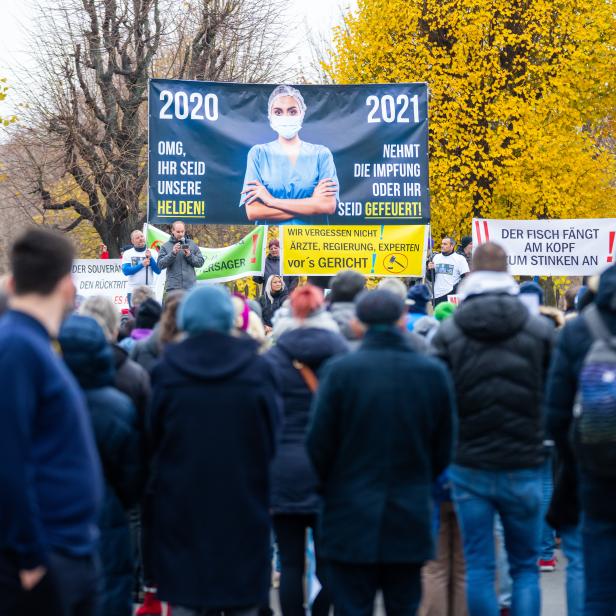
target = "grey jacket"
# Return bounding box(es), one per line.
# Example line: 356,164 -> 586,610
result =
158,239 -> 205,291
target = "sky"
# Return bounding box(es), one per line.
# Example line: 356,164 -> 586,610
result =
0,0 -> 356,119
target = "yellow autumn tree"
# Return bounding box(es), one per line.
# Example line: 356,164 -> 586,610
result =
325,0 -> 616,239
0,78 -> 17,127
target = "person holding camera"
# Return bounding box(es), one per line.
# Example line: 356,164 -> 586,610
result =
157,221 -> 205,294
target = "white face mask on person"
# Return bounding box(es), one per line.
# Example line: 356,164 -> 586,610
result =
270,115 -> 303,139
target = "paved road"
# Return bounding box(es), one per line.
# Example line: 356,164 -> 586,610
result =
150,553 -> 567,615
268,552 -> 567,615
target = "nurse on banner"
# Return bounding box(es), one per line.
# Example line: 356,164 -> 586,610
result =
240,85 -> 339,225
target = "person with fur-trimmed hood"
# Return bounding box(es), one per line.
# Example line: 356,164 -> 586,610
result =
432,242 -> 553,616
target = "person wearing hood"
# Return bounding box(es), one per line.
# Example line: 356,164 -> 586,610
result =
545,264 -> 616,615
77,295 -> 158,612
271,285 -> 340,342
259,274 -> 289,328
145,285 -> 282,615
326,269 -> 366,347
253,238 -> 298,293
59,314 -> 144,616
264,285 -> 348,616
406,284 -> 432,332
432,242 -> 553,616
307,289 -> 456,616
78,295 -> 151,419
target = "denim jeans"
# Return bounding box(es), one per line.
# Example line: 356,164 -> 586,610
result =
540,452 -> 556,561
582,514 -> 616,615
450,464 -> 542,616
495,515 -> 512,609
560,524 -> 584,616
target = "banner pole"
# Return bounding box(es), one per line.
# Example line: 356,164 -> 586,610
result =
146,77 -> 151,233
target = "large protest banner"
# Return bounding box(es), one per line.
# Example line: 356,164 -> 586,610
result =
72,260 -> 130,309
145,224 -> 267,283
148,80 -> 429,226
280,225 -> 428,277
473,218 -> 616,276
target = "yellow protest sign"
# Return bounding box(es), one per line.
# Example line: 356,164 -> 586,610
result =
280,225 -> 428,277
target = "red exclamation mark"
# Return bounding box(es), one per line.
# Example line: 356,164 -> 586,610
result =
250,233 -> 258,263
608,231 -> 615,263
474,219 -> 482,244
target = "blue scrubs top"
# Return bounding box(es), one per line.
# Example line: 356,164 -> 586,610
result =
240,140 -> 339,225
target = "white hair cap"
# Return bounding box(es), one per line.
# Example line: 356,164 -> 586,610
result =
268,85 -> 306,117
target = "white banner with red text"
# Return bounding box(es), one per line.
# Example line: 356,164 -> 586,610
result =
472,218 -> 616,276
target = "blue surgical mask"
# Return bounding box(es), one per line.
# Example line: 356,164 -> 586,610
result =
270,116 -> 303,139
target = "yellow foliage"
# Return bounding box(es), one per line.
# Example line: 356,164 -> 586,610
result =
0,78 -> 17,127
326,0 -> 616,239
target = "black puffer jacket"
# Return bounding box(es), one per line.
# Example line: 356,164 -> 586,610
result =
433,293 -> 553,470
259,289 -> 289,327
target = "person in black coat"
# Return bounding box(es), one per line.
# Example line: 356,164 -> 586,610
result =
265,285 -> 348,616
546,264 -> 616,614
146,285 -> 282,615
307,289 -> 456,616
79,295 -> 151,420
59,315 -> 144,616
259,275 -> 289,328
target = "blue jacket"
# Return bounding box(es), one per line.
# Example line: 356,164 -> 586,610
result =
147,331 -> 282,608
546,265 -> 616,523
265,327 -> 348,514
0,311 -> 102,569
307,327 -> 456,564
60,315 -> 144,616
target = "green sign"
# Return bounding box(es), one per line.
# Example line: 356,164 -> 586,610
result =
145,224 -> 267,283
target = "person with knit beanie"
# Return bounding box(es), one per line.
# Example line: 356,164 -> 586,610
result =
145,285 -> 282,616
434,301 -> 456,322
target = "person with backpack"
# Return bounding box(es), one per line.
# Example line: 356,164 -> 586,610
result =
545,264 -> 616,615
265,285 -> 348,616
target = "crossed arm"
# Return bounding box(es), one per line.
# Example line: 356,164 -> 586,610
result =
243,178 -> 337,221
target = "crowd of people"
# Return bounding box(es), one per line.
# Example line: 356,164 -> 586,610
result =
0,225 -> 615,616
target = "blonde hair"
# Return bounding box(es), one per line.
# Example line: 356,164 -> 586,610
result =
79,295 -> 120,342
